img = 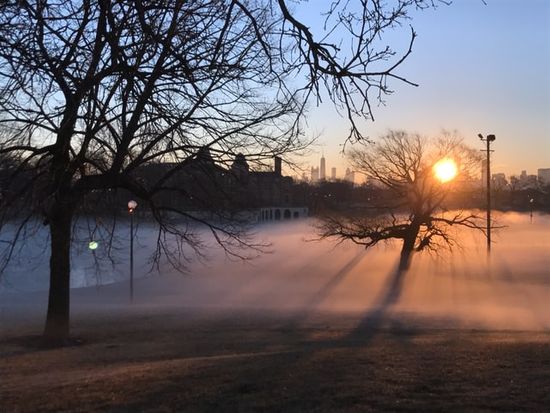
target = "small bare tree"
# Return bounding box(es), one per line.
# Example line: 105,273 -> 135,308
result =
319,131 -> 484,271
0,1 -> 443,343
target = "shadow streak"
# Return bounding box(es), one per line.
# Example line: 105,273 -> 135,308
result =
285,249 -> 367,329
347,262 -> 408,341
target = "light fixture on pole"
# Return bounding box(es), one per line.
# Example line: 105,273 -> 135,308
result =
128,200 -> 138,303
478,133 -> 495,254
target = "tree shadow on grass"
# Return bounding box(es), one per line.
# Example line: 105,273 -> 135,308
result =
345,262 -> 408,343
284,249 -> 367,330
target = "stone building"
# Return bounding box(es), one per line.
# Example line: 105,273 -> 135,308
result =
135,149 -> 307,221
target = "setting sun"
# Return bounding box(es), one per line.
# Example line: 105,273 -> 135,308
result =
433,158 -> 458,183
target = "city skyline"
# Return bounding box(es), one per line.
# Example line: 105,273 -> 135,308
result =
303,153 -> 549,186
305,153 -> 355,183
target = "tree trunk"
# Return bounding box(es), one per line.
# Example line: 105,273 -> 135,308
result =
399,224 -> 420,271
43,204 -> 73,344
398,241 -> 413,271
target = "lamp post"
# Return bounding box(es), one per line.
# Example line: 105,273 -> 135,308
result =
478,134 -> 496,254
529,197 -> 534,223
128,200 -> 137,303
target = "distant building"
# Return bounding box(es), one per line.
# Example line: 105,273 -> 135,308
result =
519,170 -> 538,189
492,173 -> 507,190
320,155 -> 326,181
135,150 -> 308,221
311,166 -> 319,182
509,175 -> 519,190
331,167 -> 336,180
345,168 -> 355,184
538,168 -> 550,186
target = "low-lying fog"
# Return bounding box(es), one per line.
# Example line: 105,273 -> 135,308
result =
1,211 -> 549,331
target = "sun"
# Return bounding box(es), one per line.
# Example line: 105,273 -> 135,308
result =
433,158 -> 458,183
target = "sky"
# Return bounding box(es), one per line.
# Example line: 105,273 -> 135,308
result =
298,0 -> 550,180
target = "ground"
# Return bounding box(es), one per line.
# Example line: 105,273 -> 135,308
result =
1,307 -> 549,412
1,215 -> 549,411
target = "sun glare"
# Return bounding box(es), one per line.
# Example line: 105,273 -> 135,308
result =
434,158 -> 458,183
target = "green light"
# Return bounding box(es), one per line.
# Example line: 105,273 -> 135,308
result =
89,241 -> 99,250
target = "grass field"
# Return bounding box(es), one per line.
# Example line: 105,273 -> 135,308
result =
1,308 -> 549,412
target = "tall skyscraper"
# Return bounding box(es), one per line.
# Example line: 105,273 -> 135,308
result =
320,154 -> 326,181
311,166 -> 319,182
538,168 -> 550,186
331,167 -> 336,180
345,168 -> 355,184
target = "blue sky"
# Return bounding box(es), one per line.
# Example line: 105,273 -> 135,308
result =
301,0 -> 550,179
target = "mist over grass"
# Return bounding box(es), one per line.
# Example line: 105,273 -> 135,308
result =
1,211 -> 549,332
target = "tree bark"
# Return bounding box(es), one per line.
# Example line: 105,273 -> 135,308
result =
43,203 -> 73,344
399,223 -> 419,271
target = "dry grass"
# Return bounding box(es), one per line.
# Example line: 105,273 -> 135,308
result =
1,309 -> 549,412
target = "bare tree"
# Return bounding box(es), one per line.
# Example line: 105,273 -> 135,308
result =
0,1 -> 442,343
319,131 -> 484,271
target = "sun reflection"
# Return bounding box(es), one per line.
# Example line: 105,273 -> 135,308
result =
433,158 -> 458,183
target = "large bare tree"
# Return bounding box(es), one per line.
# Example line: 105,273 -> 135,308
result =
319,131 -> 484,271
0,0 -> 441,343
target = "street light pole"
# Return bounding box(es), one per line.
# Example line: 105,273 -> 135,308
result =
478,134 -> 496,254
128,200 -> 138,303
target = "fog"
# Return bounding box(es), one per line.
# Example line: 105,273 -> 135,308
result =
1,211 -> 549,331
